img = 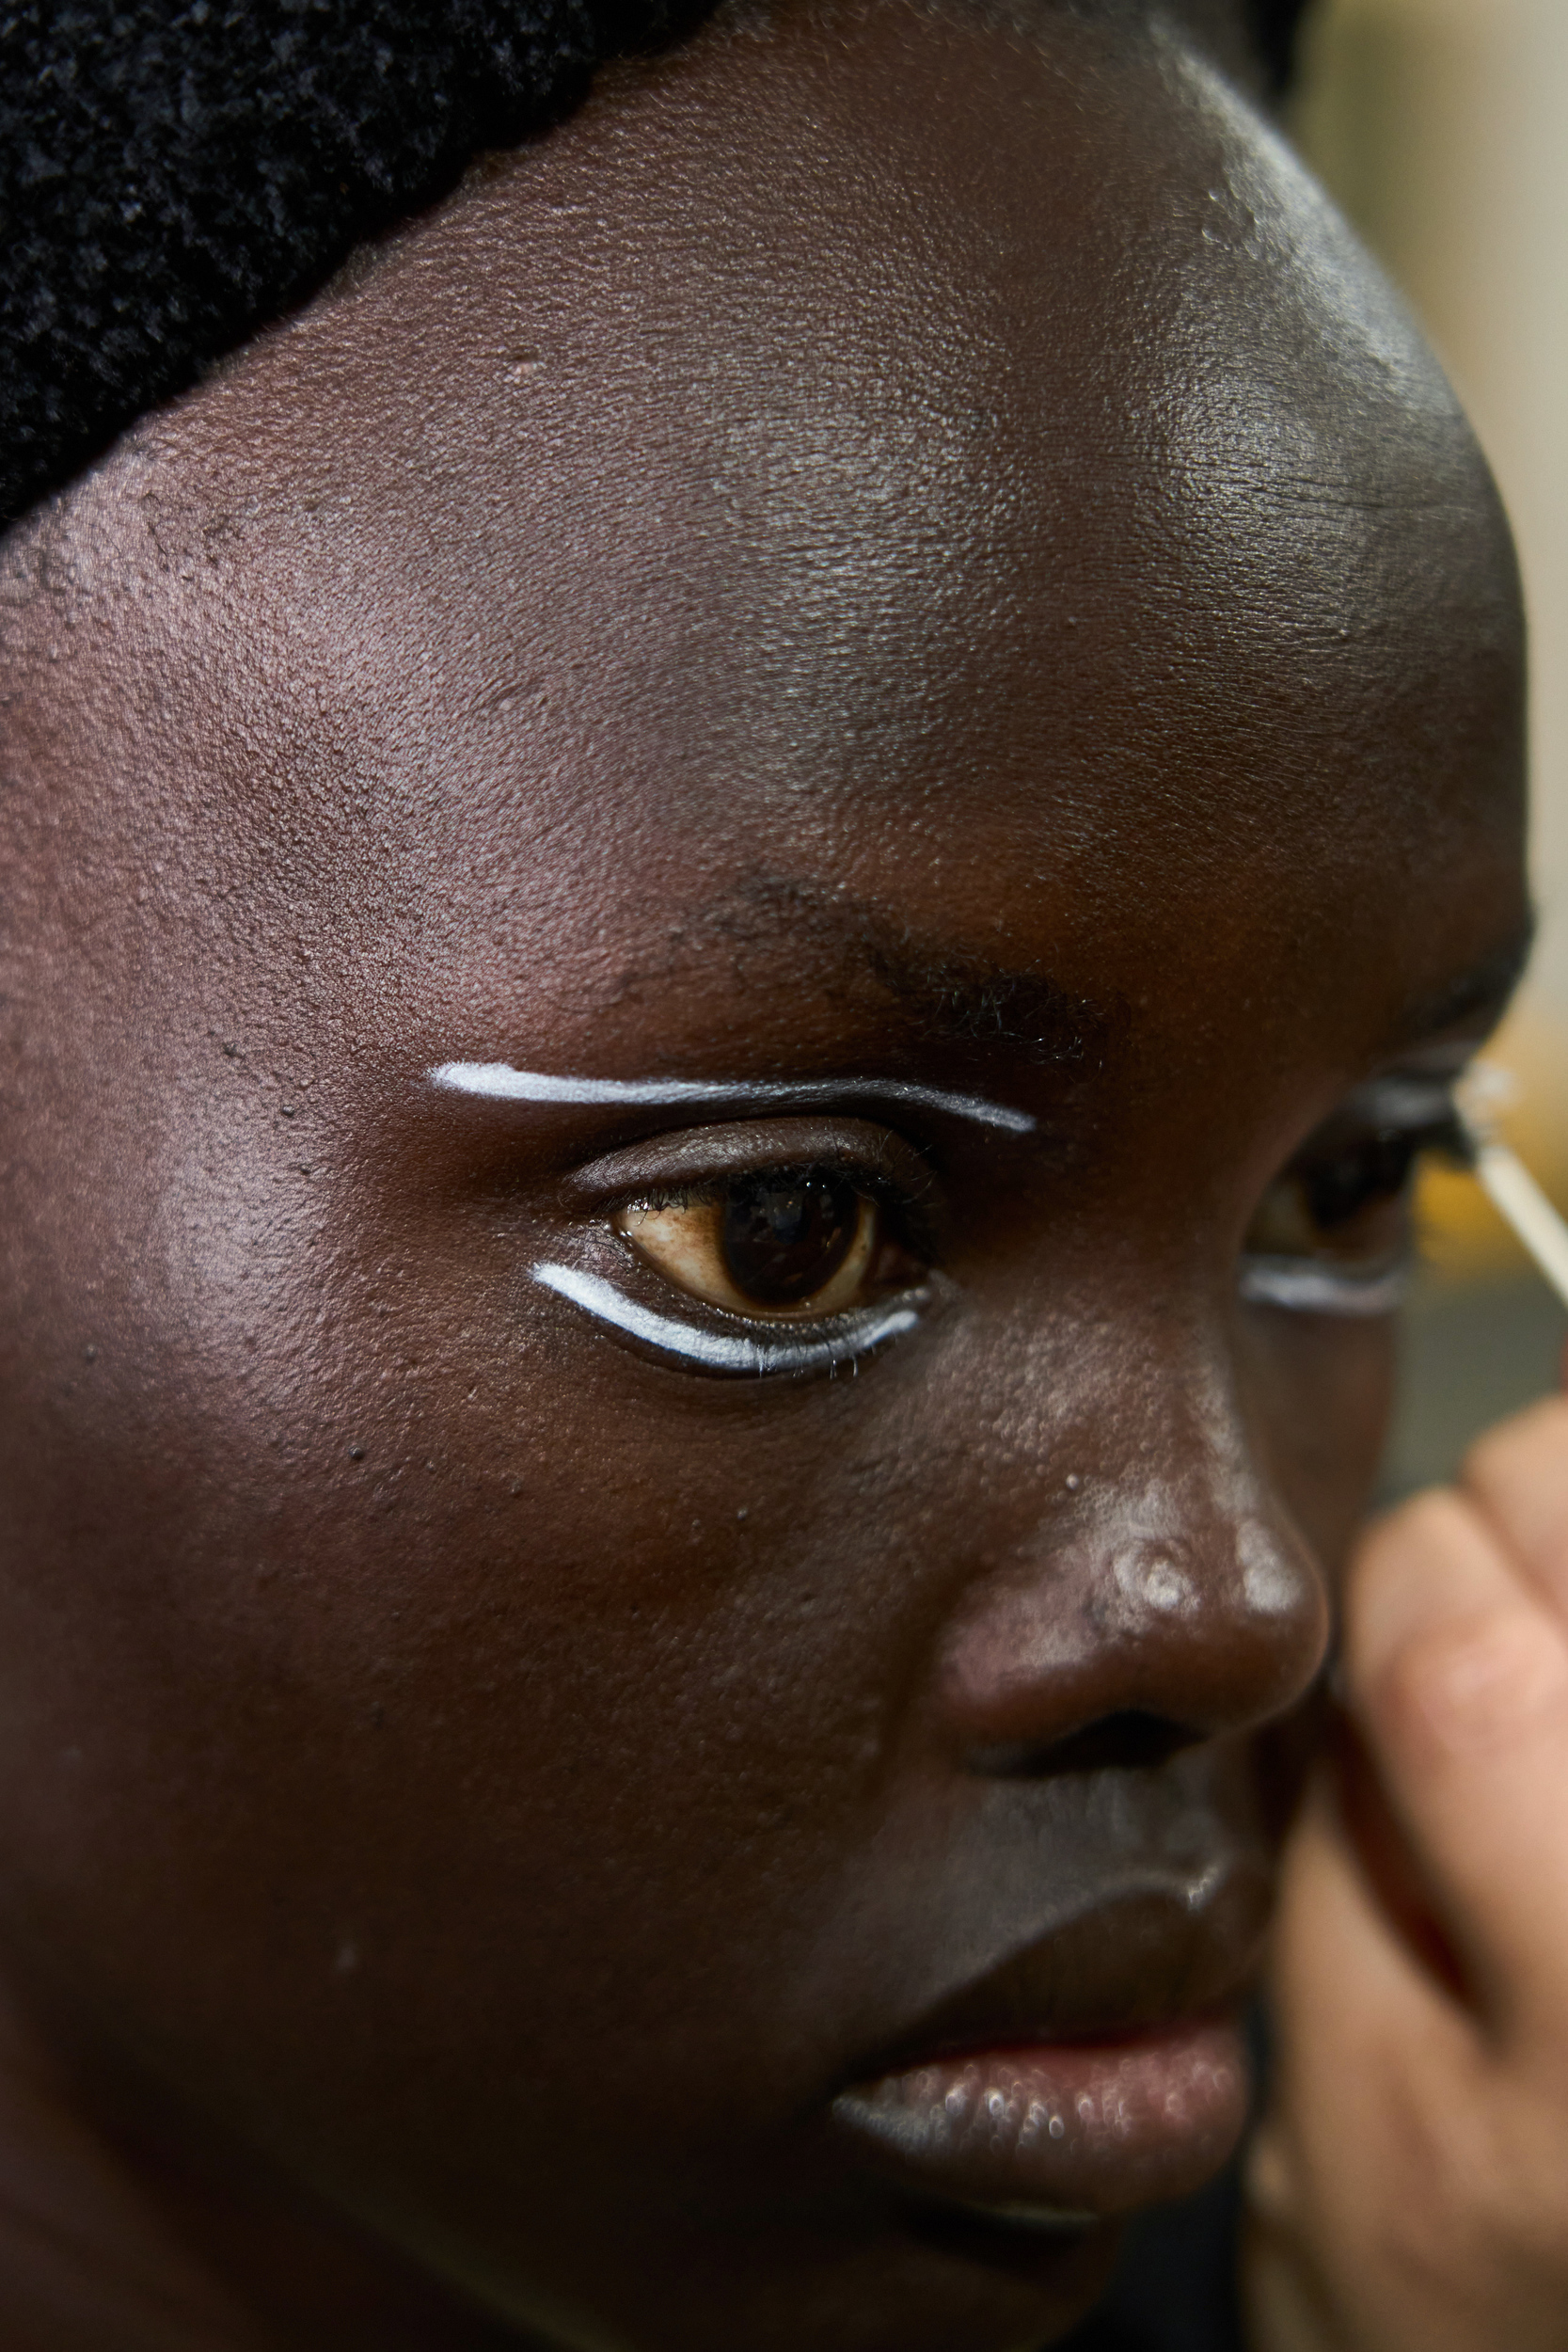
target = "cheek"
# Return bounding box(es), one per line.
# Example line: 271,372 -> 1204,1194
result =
0,1150 -> 930,2111
1239,1309 -> 1396,1585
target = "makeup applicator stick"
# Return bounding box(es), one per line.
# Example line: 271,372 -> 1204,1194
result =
1467,1136 -> 1568,1311
1440,1067 -> 1568,1312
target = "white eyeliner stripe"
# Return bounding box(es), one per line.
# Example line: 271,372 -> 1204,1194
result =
430,1062 -> 1035,1135
1239,1258 -> 1407,1317
531,1263 -> 923,1372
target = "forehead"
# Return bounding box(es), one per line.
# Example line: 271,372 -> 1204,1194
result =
25,0 -> 1525,1075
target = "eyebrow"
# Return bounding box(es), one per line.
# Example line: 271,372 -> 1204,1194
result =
620,877 -> 1113,1070
428,1063 -> 1037,1134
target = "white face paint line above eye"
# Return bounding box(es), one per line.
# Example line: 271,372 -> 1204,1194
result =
531,1262 -> 925,1373
429,1063 -> 1035,1136
1238,1257 -> 1407,1316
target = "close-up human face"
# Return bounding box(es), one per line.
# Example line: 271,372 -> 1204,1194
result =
0,1 -> 1530,2346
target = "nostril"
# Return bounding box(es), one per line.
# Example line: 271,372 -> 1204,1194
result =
969,1708 -> 1205,1780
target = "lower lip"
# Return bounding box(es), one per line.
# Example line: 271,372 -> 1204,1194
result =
831,2016 -> 1248,2225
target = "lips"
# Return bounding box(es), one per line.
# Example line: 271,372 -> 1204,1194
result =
823,1850 -> 1267,2228
831,2014 -> 1249,2221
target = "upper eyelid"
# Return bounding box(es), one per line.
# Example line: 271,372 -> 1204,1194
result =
1344,1073 -> 1461,1125
613,1172 -> 907,1219
561,1117 -> 941,1211
1281,1073 -> 1464,1168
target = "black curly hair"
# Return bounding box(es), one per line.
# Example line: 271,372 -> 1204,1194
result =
0,0 -> 1315,532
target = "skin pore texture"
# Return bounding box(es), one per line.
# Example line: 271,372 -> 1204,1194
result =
0,1 -> 1530,2347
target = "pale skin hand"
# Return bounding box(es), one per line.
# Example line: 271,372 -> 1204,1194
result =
1244,1384 -> 1568,2352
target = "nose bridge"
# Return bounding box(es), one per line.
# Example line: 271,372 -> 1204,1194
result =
935,1323 -> 1330,1754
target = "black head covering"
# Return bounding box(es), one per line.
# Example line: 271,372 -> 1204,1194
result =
0,0 -> 1314,531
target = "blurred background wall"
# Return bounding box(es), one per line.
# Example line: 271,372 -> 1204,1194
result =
1289,0 -> 1568,1492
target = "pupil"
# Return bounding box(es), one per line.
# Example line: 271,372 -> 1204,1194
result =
720,1170 -> 859,1308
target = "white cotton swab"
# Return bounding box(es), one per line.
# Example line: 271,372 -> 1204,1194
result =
1453,1067 -> 1568,1312
1465,1137 -> 1568,1311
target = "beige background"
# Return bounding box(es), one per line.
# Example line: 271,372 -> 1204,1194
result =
1289,0 -> 1568,1480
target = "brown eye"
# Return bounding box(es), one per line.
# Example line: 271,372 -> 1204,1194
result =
614,1168 -> 885,1320
1245,1125 -> 1431,1271
721,1170 -> 860,1306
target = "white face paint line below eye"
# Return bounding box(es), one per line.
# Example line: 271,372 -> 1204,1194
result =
429,1063 -> 1035,1135
531,1262 -> 925,1373
1238,1257 -> 1407,1317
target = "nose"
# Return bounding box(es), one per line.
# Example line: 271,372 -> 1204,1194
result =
931,1343 -> 1331,1764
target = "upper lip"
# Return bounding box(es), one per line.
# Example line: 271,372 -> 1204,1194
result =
841,1852 -> 1271,2085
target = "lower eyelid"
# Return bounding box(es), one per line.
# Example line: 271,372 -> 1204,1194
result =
531,1261 -> 927,1373
544,1239 -> 1404,1354
1239,1255 -> 1409,1317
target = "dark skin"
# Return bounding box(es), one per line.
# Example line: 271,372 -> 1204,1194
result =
0,0 -> 1530,2345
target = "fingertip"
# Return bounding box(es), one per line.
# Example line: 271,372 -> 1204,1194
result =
1343,1487 -> 1498,1682
1462,1391 -> 1568,1492
1368,1601 -> 1568,1769
1461,1394 -> 1568,1600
